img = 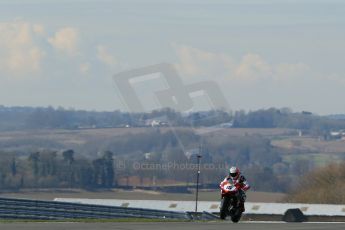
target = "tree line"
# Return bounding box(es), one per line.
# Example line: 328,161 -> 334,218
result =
0,150 -> 114,190
1,106 -> 345,134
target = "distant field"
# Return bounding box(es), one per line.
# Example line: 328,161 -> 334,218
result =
2,126 -> 343,172
1,127 -> 343,168
196,127 -> 294,137
0,127 -> 294,141
272,137 -> 345,166
0,127 -> 181,155
0,189 -> 286,203
272,137 -> 345,153
0,127 -> 296,156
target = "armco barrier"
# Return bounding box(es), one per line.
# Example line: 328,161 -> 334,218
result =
2,197 -> 344,221
0,197 -> 191,220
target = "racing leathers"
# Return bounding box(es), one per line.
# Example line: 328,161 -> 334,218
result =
220,174 -> 250,212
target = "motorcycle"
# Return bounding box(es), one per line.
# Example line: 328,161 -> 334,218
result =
219,180 -> 243,222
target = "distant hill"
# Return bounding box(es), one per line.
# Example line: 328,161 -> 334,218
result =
326,114 -> 345,120
0,106 -> 231,131
1,105 -> 345,135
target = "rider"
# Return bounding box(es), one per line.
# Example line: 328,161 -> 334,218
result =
220,166 -> 250,212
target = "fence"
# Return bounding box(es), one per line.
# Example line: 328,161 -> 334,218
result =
0,197 -> 191,220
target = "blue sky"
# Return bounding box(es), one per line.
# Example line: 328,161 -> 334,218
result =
0,0 -> 344,114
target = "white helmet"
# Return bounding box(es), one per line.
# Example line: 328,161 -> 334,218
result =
229,166 -> 240,179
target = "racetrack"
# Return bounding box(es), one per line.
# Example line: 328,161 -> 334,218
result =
1,222 -> 344,230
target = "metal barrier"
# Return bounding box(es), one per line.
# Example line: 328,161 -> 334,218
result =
0,197 -> 191,220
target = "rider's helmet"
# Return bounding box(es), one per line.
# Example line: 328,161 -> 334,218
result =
229,166 -> 240,180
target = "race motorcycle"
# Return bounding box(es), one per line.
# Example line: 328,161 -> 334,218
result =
219,180 -> 243,222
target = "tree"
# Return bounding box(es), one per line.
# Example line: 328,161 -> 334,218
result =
28,152 -> 40,177
92,158 -> 105,187
10,157 -> 17,176
102,151 -> 115,188
60,149 -> 76,187
39,151 -> 57,177
74,159 -> 94,189
286,162 -> 345,204
62,149 -> 75,165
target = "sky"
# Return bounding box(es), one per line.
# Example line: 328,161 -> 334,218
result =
0,0 -> 344,114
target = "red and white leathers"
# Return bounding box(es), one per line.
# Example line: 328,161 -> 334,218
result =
220,173 -> 250,212
220,174 -> 250,196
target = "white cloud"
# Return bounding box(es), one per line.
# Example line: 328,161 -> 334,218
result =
80,62 -> 90,74
96,45 -> 117,66
173,44 -> 310,82
235,53 -> 272,80
48,27 -> 79,55
33,24 -> 45,35
173,44 -> 235,78
0,21 -> 45,75
0,21 -> 88,76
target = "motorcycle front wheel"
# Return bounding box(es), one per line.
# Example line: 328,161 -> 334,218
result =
230,204 -> 242,223
220,196 -> 231,220
231,211 -> 242,223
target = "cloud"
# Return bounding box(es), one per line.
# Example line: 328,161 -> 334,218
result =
48,27 -> 79,55
0,21 -> 45,75
173,44 -> 310,82
0,21 -> 88,76
235,53 -> 272,80
33,24 -> 45,36
96,45 -> 117,66
80,62 -> 90,74
173,44 -> 235,78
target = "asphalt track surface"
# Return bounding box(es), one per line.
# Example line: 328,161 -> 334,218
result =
0,222 -> 344,230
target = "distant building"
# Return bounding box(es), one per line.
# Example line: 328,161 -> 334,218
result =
144,152 -> 152,159
330,130 -> 345,140
219,122 -> 233,128
184,148 -> 199,159
146,119 -> 169,127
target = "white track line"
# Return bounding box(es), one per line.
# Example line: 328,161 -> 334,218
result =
240,221 -> 345,224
